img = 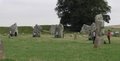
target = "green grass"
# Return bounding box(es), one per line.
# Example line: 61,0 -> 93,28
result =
0,25 -> 50,34
0,26 -> 33,34
0,34 -> 120,61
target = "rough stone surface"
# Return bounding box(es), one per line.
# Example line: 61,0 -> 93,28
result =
50,25 -> 56,35
54,24 -> 64,38
9,23 -> 18,37
90,23 -> 96,32
80,24 -> 91,34
94,14 -> 104,48
80,23 -> 96,40
33,24 -> 41,37
81,23 -> 96,34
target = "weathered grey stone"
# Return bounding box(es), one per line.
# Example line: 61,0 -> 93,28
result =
59,24 -> 64,38
80,24 -> 91,34
80,23 -> 96,40
0,40 -> 4,59
54,25 -> 59,38
9,23 -> 18,37
94,14 -> 104,48
54,24 -> 64,38
50,25 -> 56,35
81,23 -> 96,34
33,24 -> 41,37
90,23 -> 96,32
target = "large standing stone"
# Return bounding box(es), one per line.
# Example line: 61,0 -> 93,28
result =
9,23 -> 18,37
54,24 -> 64,38
0,40 -> 4,60
59,24 -> 64,38
33,24 -> 41,37
94,14 -> 104,48
80,23 -> 96,40
81,23 -> 96,34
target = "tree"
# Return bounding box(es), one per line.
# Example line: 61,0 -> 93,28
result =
55,0 -> 111,32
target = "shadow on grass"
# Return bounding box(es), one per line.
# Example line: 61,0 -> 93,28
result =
0,58 -> 16,61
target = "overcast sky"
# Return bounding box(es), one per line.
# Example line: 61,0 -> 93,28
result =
0,0 -> 119,26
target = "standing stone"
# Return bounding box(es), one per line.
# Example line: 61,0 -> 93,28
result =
33,24 -> 41,37
94,14 -> 104,48
54,25 -> 59,38
54,24 -> 64,38
81,23 -> 96,34
0,40 -> 4,60
80,23 -> 96,40
90,23 -> 96,32
89,23 -> 96,40
59,24 -> 64,38
50,25 -> 56,35
9,23 -> 18,37
80,24 -> 91,34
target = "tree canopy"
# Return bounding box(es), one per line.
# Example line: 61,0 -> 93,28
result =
55,0 -> 111,32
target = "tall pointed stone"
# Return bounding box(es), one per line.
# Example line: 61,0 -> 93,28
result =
94,14 -> 104,48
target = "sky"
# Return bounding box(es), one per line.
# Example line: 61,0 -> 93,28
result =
105,0 -> 120,26
0,0 -> 119,26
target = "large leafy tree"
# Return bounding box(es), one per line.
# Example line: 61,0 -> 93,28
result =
55,0 -> 111,32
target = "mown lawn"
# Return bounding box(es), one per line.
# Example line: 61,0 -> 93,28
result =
0,34 -> 120,61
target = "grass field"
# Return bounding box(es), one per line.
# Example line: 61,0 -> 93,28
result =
0,34 -> 120,61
